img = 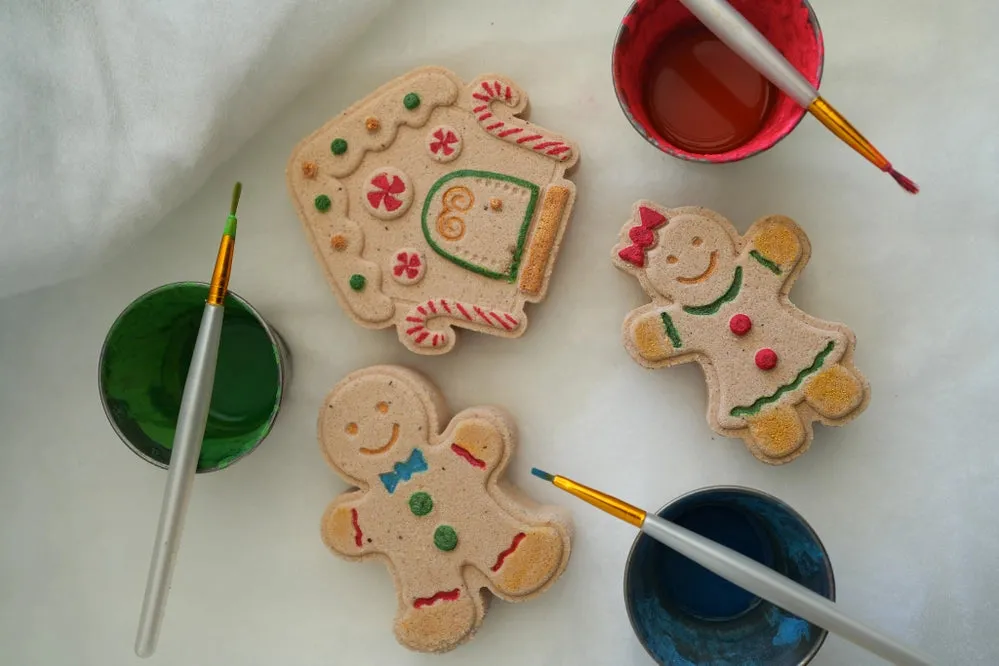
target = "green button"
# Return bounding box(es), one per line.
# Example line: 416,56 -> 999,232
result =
348,274 -> 366,291
314,194 -> 331,212
330,138 -> 348,155
434,525 -> 458,551
403,92 -> 420,110
409,491 -> 433,516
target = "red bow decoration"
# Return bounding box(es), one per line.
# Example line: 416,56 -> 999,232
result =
617,206 -> 667,267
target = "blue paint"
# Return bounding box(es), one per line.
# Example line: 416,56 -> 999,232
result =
378,448 -> 427,493
624,488 -> 835,665
661,504 -> 773,620
530,467 -> 554,482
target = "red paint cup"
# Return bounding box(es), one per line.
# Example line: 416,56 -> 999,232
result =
612,0 -> 824,163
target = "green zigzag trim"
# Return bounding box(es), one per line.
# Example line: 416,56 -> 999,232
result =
730,341 -> 835,417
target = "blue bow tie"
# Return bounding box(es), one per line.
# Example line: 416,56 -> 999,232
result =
379,448 -> 428,494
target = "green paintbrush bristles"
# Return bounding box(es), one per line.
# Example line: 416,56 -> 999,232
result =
224,182 -> 241,237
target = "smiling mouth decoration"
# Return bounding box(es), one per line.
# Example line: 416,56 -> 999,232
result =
676,251 -> 718,284
361,423 -> 400,454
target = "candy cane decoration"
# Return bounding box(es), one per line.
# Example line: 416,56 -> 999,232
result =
402,298 -> 522,350
470,78 -> 575,162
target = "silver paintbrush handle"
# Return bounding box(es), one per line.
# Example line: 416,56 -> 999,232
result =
135,303 -> 224,657
642,514 -> 938,665
678,0 -> 817,107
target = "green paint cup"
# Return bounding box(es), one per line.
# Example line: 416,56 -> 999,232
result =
99,282 -> 288,473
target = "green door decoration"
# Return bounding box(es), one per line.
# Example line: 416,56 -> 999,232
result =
421,170 -> 540,282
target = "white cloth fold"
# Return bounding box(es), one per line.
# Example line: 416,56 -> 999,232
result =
0,0 -> 393,300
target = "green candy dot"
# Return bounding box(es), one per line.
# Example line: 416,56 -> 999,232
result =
348,274 -> 366,291
409,492 -> 433,516
434,525 -> 458,551
314,194 -> 331,212
331,138 -> 348,155
403,92 -> 420,110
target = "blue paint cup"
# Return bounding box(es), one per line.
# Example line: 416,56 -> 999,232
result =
624,487 -> 834,665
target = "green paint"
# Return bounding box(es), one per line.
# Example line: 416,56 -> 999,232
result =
730,341 -> 835,417
349,274 -> 366,291
421,170 -> 539,282
660,312 -> 682,349
223,214 -> 237,239
403,92 -> 421,110
99,282 -> 283,472
314,194 -> 332,212
434,525 -> 458,551
331,138 -> 348,155
683,267 -> 743,316
750,250 -> 781,275
409,491 -> 433,516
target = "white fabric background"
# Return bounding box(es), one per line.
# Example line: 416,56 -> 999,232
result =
0,0 -> 393,300
2,0 -> 998,664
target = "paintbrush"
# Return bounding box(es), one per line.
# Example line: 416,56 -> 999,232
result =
531,468 -> 938,666
134,182 -> 242,658
677,0 -> 918,193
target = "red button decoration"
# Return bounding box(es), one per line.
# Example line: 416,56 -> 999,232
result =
755,348 -> 778,370
729,314 -> 752,336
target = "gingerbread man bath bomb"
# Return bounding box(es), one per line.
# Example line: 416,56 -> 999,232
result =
318,365 -> 572,653
613,203 -> 870,464
287,66 -> 579,354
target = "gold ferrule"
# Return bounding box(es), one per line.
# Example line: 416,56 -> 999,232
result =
554,476 -> 646,527
808,97 -> 889,171
206,235 -> 235,306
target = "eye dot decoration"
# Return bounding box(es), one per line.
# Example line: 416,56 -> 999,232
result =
345,422 -> 359,435
365,116 -> 380,132
667,255 -> 679,264
692,237 -> 703,247
331,234 -> 348,251
489,197 -> 503,211
376,401 -> 389,414
301,161 -> 318,179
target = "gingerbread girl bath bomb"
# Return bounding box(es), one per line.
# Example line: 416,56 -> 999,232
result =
318,365 -> 571,653
287,66 -> 579,354
613,203 -> 870,464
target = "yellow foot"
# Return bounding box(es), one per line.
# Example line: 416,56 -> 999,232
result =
805,364 -> 865,419
396,589 -> 478,653
747,405 -> 806,461
492,527 -> 564,597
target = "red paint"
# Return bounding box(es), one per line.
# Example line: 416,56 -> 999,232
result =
478,112 -> 493,121
618,206 -> 668,267
548,146 -> 572,155
441,300 -> 452,314
499,128 -> 522,137
491,532 -> 527,572
406,325 -> 423,335
887,167 -> 919,194
351,508 -> 363,547
503,313 -> 518,326
729,313 -> 752,336
416,331 -> 430,344
367,173 -> 406,211
483,81 -> 495,96
472,92 -> 491,102
612,0 -> 824,163
490,311 -> 512,330
473,104 -> 488,112
643,25 -> 776,154
433,334 -> 440,346
516,134 -> 542,144
414,589 -> 461,609
456,303 -> 472,319
474,306 -> 491,323
427,300 -> 437,314
451,443 -> 486,468
486,122 -> 503,130
417,305 -> 427,315
755,348 -> 778,370
406,316 -> 422,323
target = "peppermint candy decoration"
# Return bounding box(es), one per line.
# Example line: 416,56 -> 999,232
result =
362,167 -> 413,220
390,249 -> 426,286
427,125 -> 462,162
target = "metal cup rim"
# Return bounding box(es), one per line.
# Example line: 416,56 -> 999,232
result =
98,281 -> 286,473
622,484 -> 836,666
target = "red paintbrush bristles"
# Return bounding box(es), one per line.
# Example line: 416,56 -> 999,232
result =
888,167 -> 919,194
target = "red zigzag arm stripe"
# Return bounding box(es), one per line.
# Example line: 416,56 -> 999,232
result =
403,299 -> 521,349
470,79 -> 574,162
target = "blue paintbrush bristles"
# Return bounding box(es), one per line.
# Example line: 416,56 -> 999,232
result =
531,467 -> 555,482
